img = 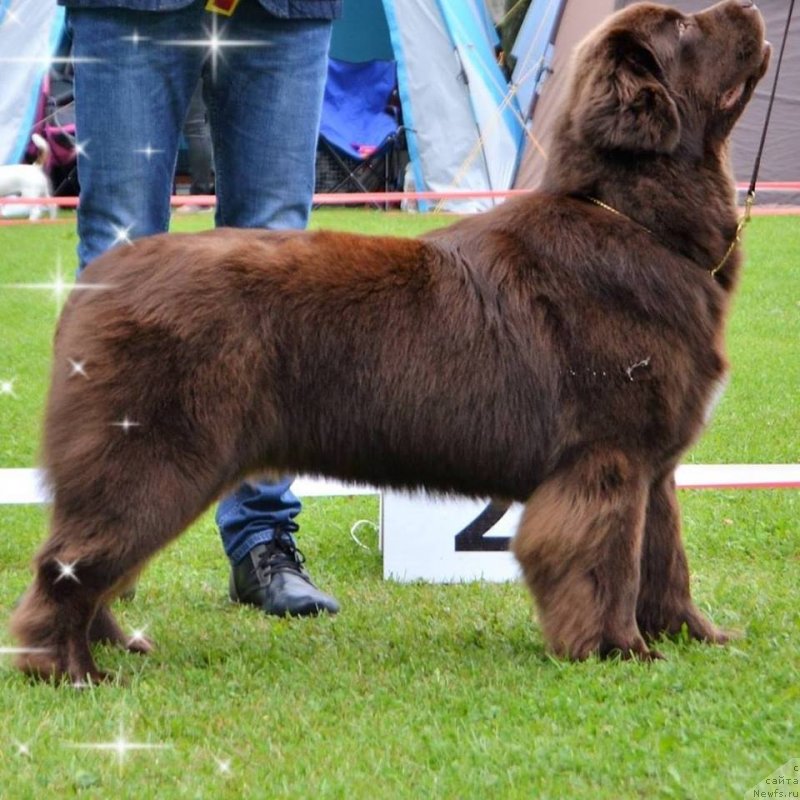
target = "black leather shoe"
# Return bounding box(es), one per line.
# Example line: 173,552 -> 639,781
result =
229,531 -> 340,617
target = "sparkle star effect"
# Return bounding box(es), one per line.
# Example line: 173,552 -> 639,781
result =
214,756 -> 232,776
14,741 -> 32,759
73,138 -> 90,159
157,14 -> 269,81
3,256 -> 114,316
129,627 -> 148,645
111,417 -> 141,433
134,144 -> 165,161
0,55 -> 101,65
68,359 -> 89,379
54,559 -> 81,584
0,646 -> 52,656
69,724 -> 171,771
111,224 -> 134,247
121,29 -> 149,46
0,378 -> 17,398
1,6 -> 21,26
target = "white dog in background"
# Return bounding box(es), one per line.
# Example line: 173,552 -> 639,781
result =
0,133 -> 57,220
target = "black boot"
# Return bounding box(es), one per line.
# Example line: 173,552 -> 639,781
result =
229,530 -> 340,617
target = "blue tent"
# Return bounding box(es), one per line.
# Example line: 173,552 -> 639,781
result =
331,0 -> 527,212
383,0 -> 526,211
0,0 -> 64,165
510,0 -> 566,121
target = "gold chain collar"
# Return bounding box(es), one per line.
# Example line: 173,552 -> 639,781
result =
578,1 -> 795,281
584,193 -> 754,280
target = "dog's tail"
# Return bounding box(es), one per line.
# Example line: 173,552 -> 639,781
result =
31,133 -> 50,167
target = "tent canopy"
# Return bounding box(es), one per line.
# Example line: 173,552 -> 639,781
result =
332,0 -> 527,212
0,0 -> 64,165
512,0 -> 800,204
384,0 -> 525,212
5,0 -> 794,205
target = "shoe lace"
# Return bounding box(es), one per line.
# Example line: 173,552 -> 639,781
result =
259,523 -> 307,573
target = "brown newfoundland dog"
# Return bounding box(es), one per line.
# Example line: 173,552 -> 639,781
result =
11,0 -> 770,682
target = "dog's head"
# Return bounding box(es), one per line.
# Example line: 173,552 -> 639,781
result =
567,0 -> 771,156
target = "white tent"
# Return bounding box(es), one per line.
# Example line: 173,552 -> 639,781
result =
383,0 -> 526,212
0,0 -> 64,165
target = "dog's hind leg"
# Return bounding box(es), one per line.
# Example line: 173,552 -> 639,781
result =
87,566 -> 153,653
88,604 -> 153,654
636,473 -> 729,645
512,449 -> 658,660
10,543 -> 112,685
10,464 -> 221,684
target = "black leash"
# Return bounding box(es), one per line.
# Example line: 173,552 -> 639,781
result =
456,4 -> 797,553
712,0 -> 796,277
748,0 -> 796,205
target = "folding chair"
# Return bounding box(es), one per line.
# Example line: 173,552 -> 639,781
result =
316,58 -> 404,207
32,31 -> 79,196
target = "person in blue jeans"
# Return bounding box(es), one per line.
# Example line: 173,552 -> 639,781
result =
65,0 -> 341,616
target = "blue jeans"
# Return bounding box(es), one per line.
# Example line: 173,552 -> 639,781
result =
69,1 -> 332,563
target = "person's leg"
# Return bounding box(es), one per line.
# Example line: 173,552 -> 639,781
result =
183,79 -> 215,195
69,4 -> 206,269
216,479 -> 301,565
217,479 -> 338,617
205,13 -> 332,230
205,10 -> 338,615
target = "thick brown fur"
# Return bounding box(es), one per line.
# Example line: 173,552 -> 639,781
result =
10,0 -> 770,682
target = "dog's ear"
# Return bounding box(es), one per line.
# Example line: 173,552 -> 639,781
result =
574,30 -> 680,154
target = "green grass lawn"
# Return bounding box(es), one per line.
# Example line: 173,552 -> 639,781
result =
0,209 -> 798,799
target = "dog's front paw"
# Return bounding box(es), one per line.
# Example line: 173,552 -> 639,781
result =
551,627 -> 662,662
14,646 -> 116,687
597,632 -> 664,662
68,669 -> 118,688
639,604 -> 732,645
125,631 -> 154,654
